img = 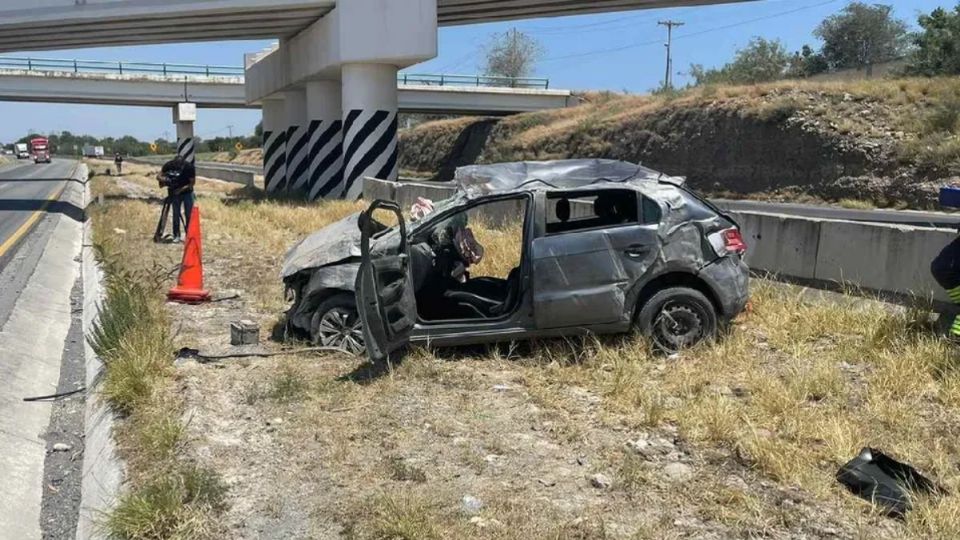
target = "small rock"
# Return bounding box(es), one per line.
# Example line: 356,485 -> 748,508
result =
492,384 -> 511,392
461,495 -> 483,515
537,478 -> 556,487
626,434 -> 676,459
113,228 -> 127,235
724,475 -> 749,492
662,462 -> 694,482
52,443 -> 72,452
470,516 -> 503,529
589,473 -> 612,489
266,417 -> 283,426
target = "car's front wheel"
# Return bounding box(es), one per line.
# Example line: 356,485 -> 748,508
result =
636,287 -> 719,353
310,294 -> 365,355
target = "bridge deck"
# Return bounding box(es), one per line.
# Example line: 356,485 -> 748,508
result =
0,0 -> 753,52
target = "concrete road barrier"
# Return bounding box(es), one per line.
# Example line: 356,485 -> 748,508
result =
78,165 -> 124,540
731,211 -> 955,304
365,177 -> 957,305
125,157 -> 255,187
195,164 -> 255,187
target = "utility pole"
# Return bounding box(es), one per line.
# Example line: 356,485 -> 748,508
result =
227,125 -> 234,138
658,20 -> 684,90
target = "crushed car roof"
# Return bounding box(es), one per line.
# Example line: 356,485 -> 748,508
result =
454,159 -> 685,196
281,160 -> 706,280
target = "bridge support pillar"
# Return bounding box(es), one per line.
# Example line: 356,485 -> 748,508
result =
306,80 -> 344,200
173,102 -> 196,164
262,97 -> 287,193
284,89 -> 310,195
341,63 -> 399,200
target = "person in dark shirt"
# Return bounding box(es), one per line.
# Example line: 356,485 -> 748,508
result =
158,156 -> 197,243
114,153 -> 124,175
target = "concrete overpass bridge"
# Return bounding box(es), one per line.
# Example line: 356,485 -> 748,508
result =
0,57 -> 573,114
0,0 -> 752,200
0,1 -> 751,52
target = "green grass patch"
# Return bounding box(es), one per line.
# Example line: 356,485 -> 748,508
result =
104,465 -> 227,540
89,243 -> 227,539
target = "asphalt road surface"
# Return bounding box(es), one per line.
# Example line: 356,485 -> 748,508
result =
0,158 -> 75,271
715,198 -> 960,229
0,157 -> 84,539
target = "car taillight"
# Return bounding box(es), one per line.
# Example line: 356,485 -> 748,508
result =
723,228 -> 747,255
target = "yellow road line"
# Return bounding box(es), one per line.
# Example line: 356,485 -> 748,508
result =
0,167 -> 73,259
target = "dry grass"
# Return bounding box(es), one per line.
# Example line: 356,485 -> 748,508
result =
402,77 -> 960,209
91,168 -> 960,539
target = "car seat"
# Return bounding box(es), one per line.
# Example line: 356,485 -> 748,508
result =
443,268 -> 521,319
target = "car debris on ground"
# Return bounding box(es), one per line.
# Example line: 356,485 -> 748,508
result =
836,447 -> 946,518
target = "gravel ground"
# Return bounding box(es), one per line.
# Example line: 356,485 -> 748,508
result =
39,278 -> 86,539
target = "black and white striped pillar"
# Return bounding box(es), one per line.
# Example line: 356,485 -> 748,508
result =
262,98 -> 287,193
173,102 -> 197,165
306,81 -> 344,200
176,135 -> 195,165
341,64 -> 399,200
284,91 -> 311,194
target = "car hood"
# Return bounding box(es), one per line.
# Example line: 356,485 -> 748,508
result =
281,212 -> 363,279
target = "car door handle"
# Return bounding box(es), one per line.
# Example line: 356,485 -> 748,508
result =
624,244 -> 651,258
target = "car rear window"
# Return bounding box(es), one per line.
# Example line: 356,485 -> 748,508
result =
546,189 -> 640,234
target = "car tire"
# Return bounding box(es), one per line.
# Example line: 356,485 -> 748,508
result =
636,287 -> 718,353
310,294 -> 365,355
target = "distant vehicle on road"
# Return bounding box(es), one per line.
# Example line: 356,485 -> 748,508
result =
82,145 -> 105,158
14,143 -> 28,159
31,137 -> 51,164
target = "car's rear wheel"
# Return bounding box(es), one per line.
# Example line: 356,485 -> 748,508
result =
636,287 -> 718,353
310,294 -> 365,355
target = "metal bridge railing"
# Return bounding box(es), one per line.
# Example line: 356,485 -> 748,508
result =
0,56 -> 244,77
0,56 -> 551,90
398,73 -> 550,89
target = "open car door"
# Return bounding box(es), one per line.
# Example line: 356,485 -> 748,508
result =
356,200 -> 418,362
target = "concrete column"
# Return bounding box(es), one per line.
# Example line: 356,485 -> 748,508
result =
173,102 -> 197,164
284,89 -> 310,194
341,63 -> 399,200
262,97 -> 287,193
306,80 -> 344,200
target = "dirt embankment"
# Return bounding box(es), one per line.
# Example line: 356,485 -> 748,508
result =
401,79 -> 960,209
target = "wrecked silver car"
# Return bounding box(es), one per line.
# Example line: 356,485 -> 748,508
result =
281,160 -> 750,361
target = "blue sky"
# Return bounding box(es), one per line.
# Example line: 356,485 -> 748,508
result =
0,0 -> 949,144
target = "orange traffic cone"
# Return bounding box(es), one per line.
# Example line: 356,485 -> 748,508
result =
168,206 -> 211,304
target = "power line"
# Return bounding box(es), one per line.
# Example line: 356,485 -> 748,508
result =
540,0 -> 840,64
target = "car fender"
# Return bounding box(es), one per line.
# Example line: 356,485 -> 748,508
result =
286,263 -> 360,334
623,260 -> 721,324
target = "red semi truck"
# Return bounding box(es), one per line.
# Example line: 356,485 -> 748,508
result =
30,137 -> 51,164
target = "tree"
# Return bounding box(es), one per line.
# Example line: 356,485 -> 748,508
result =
788,44 -> 830,78
814,2 -> 908,75
690,37 -> 791,86
482,28 -> 544,84
904,5 -> 960,77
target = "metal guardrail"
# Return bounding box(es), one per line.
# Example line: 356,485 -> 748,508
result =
0,56 -> 244,77
398,73 -> 550,90
0,56 -> 551,89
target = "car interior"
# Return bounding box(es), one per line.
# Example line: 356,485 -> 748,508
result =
546,189 -> 640,235
410,198 -> 526,322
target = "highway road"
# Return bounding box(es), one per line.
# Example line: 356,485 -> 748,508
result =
0,157 -> 85,539
0,159 -> 76,271
715,198 -> 960,229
